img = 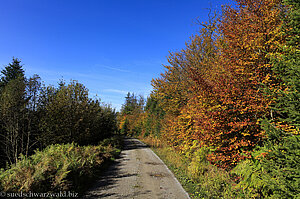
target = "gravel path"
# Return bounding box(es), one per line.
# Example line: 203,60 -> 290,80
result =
84,138 -> 190,199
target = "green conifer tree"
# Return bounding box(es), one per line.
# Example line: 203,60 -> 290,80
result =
0,58 -> 25,91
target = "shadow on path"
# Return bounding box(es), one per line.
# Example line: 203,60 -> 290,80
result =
122,137 -> 149,151
84,138 -> 150,199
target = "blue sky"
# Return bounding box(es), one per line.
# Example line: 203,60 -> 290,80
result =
0,0 -> 234,111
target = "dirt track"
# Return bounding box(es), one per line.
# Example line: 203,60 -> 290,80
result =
84,138 -> 190,199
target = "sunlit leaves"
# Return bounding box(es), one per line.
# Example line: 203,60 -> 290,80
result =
150,0 -> 285,169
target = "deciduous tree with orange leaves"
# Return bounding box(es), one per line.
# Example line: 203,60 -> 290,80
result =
151,0 -> 284,169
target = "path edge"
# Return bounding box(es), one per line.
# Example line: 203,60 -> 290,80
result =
134,139 -> 191,199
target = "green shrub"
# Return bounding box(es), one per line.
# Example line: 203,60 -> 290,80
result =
233,121 -> 300,198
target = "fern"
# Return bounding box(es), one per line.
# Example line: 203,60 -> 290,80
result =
0,139 -> 121,193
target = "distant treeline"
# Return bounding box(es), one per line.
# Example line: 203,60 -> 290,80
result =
0,58 -> 117,167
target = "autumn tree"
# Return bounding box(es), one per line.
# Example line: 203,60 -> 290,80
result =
149,0 -> 287,169
151,14 -> 222,156
201,0 -> 284,168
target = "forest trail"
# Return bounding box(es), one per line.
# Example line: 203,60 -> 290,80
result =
84,138 -> 190,199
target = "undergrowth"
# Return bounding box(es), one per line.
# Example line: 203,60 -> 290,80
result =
0,136 -> 123,196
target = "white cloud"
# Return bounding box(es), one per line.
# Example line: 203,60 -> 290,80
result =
102,89 -> 128,95
99,65 -> 131,73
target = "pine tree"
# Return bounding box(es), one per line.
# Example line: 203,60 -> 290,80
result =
0,58 -> 25,91
120,92 -> 140,115
270,0 -> 300,128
